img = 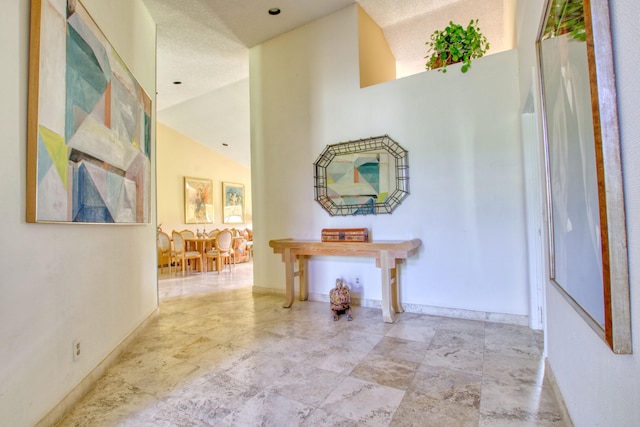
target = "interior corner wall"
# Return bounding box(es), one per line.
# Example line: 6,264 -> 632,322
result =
516,0 -> 640,424
250,5 -> 529,318
156,122 -> 252,233
503,0 -> 517,50
0,1 -> 157,426
357,4 -> 395,88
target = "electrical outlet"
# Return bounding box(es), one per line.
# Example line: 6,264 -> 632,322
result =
355,276 -> 361,286
73,339 -> 81,361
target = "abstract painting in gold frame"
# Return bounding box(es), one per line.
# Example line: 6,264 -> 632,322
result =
27,0 -> 152,223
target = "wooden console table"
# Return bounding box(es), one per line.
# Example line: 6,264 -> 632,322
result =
268,238 -> 422,323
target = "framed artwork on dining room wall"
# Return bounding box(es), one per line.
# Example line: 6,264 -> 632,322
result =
26,0 -> 152,224
222,182 -> 245,224
184,177 -> 213,224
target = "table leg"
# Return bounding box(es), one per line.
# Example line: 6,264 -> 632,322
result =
283,248 -> 295,308
379,250 -> 397,323
298,256 -> 309,301
199,241 -> 205,272
390,265 -> 404,314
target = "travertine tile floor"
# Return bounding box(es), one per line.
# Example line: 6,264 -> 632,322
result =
57,262 -> 568,426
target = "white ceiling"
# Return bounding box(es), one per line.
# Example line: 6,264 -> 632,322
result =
142,0 -> 507,168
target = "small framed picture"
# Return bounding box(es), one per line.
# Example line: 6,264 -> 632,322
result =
222,182 -> 245,224
184,177 -> 213,224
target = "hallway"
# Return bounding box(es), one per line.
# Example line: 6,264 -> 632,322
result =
57,262 -> 567,426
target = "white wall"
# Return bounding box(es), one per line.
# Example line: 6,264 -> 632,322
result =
516,0 -> 640,425
250,6 -> 529,319
0,1 -> 157,426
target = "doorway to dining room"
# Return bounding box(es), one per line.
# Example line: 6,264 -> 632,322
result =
155,121 -> 254,297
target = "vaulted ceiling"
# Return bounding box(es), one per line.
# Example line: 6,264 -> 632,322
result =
142,0 -> 509,167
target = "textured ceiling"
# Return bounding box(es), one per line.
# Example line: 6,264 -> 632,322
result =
142,0 -> 507,167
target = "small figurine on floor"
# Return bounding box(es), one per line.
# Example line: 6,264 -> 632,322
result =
330,278 -> 353,321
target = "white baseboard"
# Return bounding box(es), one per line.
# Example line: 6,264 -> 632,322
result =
36,308 -> 160,427
544,359 -> 574,426
253,287 -> 528,326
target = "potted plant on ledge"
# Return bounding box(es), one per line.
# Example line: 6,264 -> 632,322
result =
425,19 -> 490,73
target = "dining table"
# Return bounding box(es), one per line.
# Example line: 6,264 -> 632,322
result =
184,236 -> 216,272
183,234 -> 249,272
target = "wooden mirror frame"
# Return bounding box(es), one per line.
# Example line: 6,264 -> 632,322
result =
313,135 -> 409,216
537,0 -> 632,353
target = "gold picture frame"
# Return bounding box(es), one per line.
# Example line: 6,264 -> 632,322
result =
184,177 -> 213,224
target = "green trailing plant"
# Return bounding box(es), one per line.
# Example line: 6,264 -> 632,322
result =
425,19 -> 490,73
543,0 -> 585,41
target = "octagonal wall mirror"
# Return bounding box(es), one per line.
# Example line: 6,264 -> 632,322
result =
314,135 -> 409,216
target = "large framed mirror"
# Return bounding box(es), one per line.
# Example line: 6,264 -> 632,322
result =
314,135 -> 409,216
537,0 -> 631,353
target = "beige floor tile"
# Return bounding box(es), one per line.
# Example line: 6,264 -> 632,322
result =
162,372 -> 260,425
391,389 -> 480,427
349,353 -> 421,390
319,376 -> 405,426
56,262 -> 569,427
219,390 -> 315,426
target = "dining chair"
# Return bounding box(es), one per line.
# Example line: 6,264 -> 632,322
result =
205,229 -> 233,273
171,230 -> 202,275
201,229 -> 220,271
245,228 -> 254,259
180,229 -> 196,251
157,231 -> 172,274
180,229 -> 195,238
231,230 -> 249,264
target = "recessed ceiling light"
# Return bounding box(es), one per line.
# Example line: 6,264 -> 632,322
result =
268,7 -> 281,16
172,81 -> 182,85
